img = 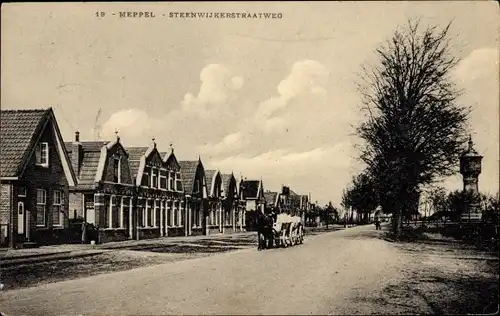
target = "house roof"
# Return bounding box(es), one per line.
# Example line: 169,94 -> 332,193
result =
205,170 -> 218,196
1,108 -> 77,186
264,191 -> 278,206
179,160 -> 200,195
221,173 -> 235,197
65,141 -> 108,188
1,109 -> 49,177
126,147 -> 148,178
241,180 -> 261,199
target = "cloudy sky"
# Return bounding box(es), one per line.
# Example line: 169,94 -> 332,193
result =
2,2 -> 498,205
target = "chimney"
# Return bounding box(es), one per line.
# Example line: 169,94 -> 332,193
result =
71,131 -> 82,177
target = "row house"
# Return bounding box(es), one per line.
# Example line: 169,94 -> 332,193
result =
1,108 -> 77,248
179,159 -> 208,236
239,179 -> 265,231
128,140 -> 185,239
205,170 -> 223,235
220,173 -> 243,233
66,132 -> 135,243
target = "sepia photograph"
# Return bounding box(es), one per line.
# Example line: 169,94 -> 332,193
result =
0,1 -> 498,315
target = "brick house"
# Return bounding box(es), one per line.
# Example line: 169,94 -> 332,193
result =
239,179 -> 265,231
127,141 -> 185,240
179,159 -> 208,236
205,169 -> 223,235
65,132 -> 135,244
220,173 -> 241,233
1,108 -> 77,248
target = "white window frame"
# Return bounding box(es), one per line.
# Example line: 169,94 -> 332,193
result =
108,195 -> 114,228
153,199 -> 157,227
177,202 -> 182,227
35,142 -> 49,167
120,196 -> 125,228
143,170 -> 150,188
168,200 -> 173,227
113,157 -> 121,184
36,189 -> 47,227
176,172 -> 182,192
144,199 -> 149,227
168,171 -> 174,191
151,168 -> 157,189
53,189 -> 63,226
159,169 -> 167,190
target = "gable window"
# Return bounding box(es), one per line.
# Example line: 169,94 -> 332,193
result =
169,171 -> 174,191
159,170 -> 167,189
35,142 -> 49,167
36,189 -> 47,226
113,158 -> 121,183
176,172 -> 182,191
194,180 -> 200,194
18,186 -> 27,197
52,190 -> 63,226
142,168 -> 150,187
151,168 -> 158,189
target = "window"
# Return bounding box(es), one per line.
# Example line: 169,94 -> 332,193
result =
176,173 -> 182,191
151,168 -> 157,188
154,200 -> 160,227
52,190 -> 63,226
160,170 -> 167,189
194,180 -> 200,194
169,172 -> 174,191
35,142 -> 49,167
18,186 -> 26,197
167,201 -> 172,227
120,197 -> 126,228
108,196 -> 114,228
36,189 -> 46,226
173,202 -> 178,227
113,196 -> 120,228
179,202 -> 184,226
113,158 -> 121,183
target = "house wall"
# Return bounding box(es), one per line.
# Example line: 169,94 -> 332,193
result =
22,121 -> 71,246
0,182 -> 12,246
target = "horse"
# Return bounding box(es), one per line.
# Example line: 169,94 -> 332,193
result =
256,212 -> 275,250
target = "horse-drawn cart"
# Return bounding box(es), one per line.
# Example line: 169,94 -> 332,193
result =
272,214 -> 304,248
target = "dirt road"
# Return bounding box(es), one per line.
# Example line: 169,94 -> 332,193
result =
1,225 -> 497,315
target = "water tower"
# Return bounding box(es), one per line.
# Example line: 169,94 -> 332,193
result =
459,135 -> 483,221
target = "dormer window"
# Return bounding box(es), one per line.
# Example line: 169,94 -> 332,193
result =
176,172 -> 182,191
18,186 -> 27,197
151,168 -> 158,188
35,142 -> 49,167
113,157 -> 121,183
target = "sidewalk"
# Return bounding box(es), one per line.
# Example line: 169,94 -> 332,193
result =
1,231 -> 254,264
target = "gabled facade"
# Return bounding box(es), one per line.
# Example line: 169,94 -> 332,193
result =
161,149 -> 185,237
205,170 -> 223,235
179,158 -> 208,236
1,108 -> 77,248
67,132 -> 135,243
220,173 -> 242,233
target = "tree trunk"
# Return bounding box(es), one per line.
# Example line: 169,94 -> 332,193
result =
392,210 -> 402,237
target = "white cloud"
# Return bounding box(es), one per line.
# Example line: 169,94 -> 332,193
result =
182,64 -> 244,112
453,47 -> 498,83
256,60 -> 329,119
101,109 -> 154,143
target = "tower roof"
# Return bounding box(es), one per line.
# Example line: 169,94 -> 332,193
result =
461,135 -> 481,158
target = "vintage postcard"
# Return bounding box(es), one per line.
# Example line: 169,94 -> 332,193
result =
1,1 -> 498,315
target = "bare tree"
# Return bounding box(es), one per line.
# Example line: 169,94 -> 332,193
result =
356,20 -> 470,237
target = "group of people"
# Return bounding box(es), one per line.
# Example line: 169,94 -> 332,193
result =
374,217 -> 382,230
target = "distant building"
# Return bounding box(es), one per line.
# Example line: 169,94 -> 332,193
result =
239,179 -> 265,231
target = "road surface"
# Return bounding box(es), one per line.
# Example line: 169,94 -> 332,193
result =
1,225 -> 401,315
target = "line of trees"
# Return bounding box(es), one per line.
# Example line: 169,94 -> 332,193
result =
346,19 -> 473,237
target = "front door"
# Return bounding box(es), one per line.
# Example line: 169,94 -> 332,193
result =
17,202 -> 25,234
